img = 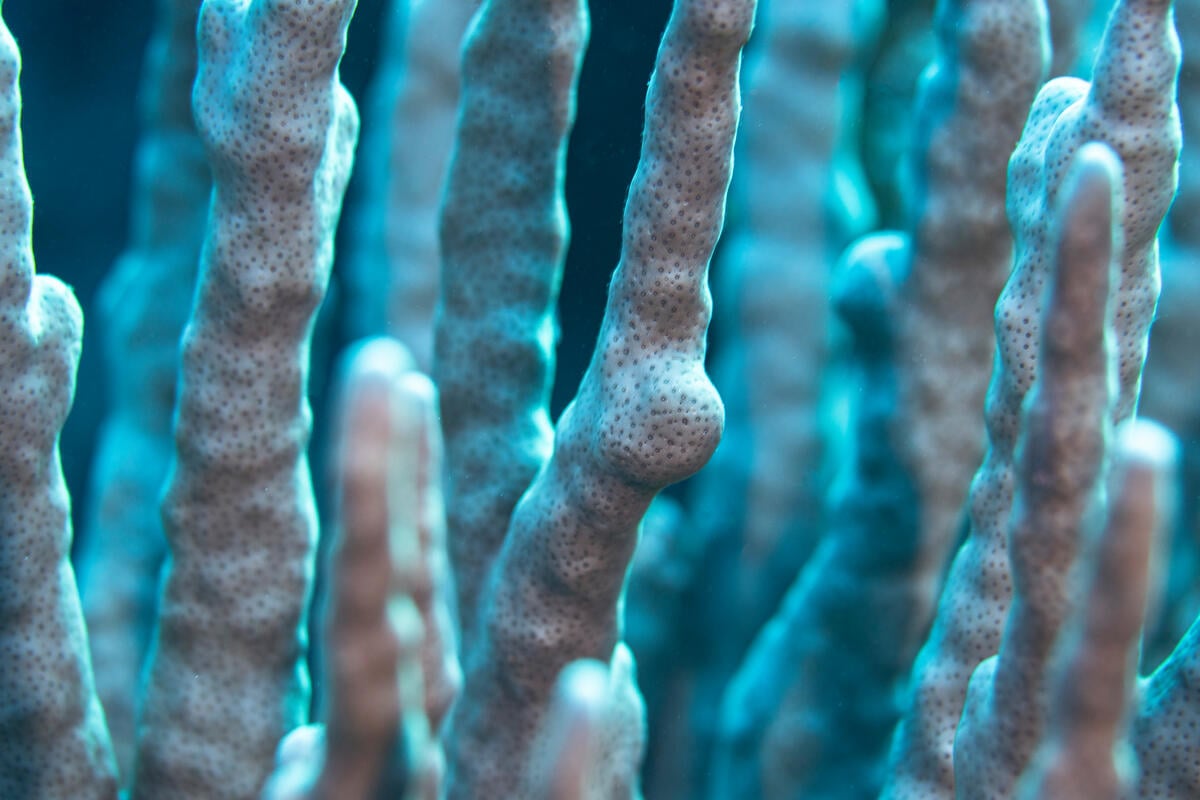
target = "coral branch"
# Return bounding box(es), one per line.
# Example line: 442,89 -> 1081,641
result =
1019,420 -> 1175,800
0,9 -> 118,797
444,0 -> 751,793
133,1 -> 360,796
433,0 -> 583,651
954,142 -> 1121,799
886,0 -> 1180,794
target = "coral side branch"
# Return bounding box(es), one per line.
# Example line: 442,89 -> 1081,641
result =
132,1 -> 360,797
433,0 -> 584,652
0,10 -> 118,798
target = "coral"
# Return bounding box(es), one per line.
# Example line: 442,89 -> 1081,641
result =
0,13 -> 118,797
4,0 -> 1200,797
342,0 -> 480,366
885,0 -> 1181,794
262,338 -> 458,800
432,0 -> 579,655
439,0 -> 750,792
1019,420 -> 1175,800
662,0 -> 882,789
711,0 -> 1046,795
953,142 -> 1121,799
132,0 -> 359,795
75,0 -> 209,779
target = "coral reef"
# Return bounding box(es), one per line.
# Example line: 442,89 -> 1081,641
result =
2,0 -> 1200,797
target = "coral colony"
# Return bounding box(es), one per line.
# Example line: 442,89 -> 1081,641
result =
6,0 -> 1200,797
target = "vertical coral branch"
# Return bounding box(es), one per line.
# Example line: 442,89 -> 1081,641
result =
954,142 -> 1121,799
0,8 -> 118,798
444,0 -> 752,793
1019,420 -> 1175,800
433,0 -> 581,651
133,1 -> 360,796
343,0 -> 481,365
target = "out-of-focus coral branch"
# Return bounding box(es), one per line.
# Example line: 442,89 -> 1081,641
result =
954,142 -> 1121,799
75,0 -> 209,779
1047,0 -> 1100,76
524,655 -> 645,800
263,339 -> 459,800
1019,420 -> 1175,800
713,0 -> 1045,795
342,0 -> 480,366
1139,0 -> 1200,668
661,0 -> 882,790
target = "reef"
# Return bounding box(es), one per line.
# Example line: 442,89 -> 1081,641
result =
0,0 -> 1198,798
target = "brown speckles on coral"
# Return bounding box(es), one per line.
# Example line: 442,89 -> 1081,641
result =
132,1 -> 359,798
0,10 -> 117,798
434,0 -> 585,653
443,0 -> 748,797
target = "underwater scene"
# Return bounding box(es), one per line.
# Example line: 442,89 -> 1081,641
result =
1,0 -> 1198,797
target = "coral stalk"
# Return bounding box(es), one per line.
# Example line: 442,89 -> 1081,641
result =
132,1 -> 360,796
432,0 -> 578,652
443,0 -> 752,792
1019,421 -> 1175,800
0,7 -> 118,797
954,142 -> 1121,799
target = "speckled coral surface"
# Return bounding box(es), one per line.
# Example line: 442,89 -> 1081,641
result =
443,0 -> 750,795
885,0 -> 1180,796
0,10 -> 118,799
433,0 -> 579,656
954,143 -> 1120,800
132,1 -> 359,797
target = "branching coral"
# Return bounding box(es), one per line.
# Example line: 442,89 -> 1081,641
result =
3,0 -> 1200,798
